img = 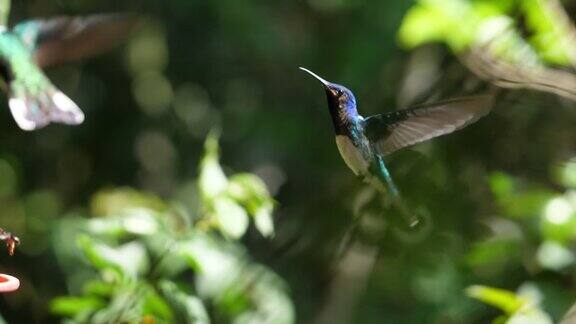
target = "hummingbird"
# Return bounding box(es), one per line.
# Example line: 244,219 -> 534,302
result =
300,67 -> 493,227
0,13 -> 138,130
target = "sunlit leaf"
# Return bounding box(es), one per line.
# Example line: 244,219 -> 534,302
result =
199,133 -> 228,200
122,209 -> 161,235
77,235 -> 149,278
86,218 -> 125,238
50,296 -> 106,316
399,4 -> 452,49
82,280 -> 115,298
178,234 -> 243,297
521,0 -> 575,65
254,202 -> 275,238
468,283 -> 553,324
466,285 -> 525,314
228,173 -> 270,205
212,197 -> 249,239
228,173 -> 276,237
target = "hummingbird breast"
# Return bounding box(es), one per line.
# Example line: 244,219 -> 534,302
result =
335,134 -> 371,176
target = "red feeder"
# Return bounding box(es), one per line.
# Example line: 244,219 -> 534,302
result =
0,274 -> 19,292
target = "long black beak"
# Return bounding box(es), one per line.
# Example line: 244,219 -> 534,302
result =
299,67 -> 331,87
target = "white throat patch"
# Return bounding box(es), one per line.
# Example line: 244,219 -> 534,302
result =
335,135 -> 370,175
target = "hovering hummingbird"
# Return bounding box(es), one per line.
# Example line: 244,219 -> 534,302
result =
300,67 -> 493,227
0,14 -> 138,130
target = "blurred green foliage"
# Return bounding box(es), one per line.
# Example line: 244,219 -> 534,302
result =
466,284 -> 553,323
50,136 -> 292,323
399,1 -> 576,322
399,0 -> 576,65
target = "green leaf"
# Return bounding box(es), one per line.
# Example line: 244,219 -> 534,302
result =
254,202 -> 274,238
212,197 -> 249,239
199,133 -> 228,200
466,285 -> 525,314
142,288 -> 174,321
145,233 -> 191,277
178,234 -> 243,296
228,173 -> 270,204
50,296 -> 105,316
228,173 -> 276,237
521,0 -> 574,65
77,235 -> 149,278
158,281 -> 209,324
121,209 -> 161,235
399,4 -> 452,49
83,280 -> 115,298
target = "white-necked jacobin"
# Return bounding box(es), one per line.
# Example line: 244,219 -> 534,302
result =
300,67 -> 493,227
0,14 -> 138,130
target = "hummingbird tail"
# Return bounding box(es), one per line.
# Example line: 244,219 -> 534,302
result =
8,85 -> 84,131
372,154 -> 420,228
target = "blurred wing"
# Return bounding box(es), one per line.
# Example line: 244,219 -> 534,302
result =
462,47 -> 576,102
13,14 -> 139,67
364,95 -> 493,155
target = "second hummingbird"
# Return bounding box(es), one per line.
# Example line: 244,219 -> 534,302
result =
0,14 -> 138,130
300,67 -> 493,227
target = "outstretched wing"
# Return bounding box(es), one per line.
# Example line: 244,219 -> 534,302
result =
363,95 -> 493,155
13,14 -> 139,68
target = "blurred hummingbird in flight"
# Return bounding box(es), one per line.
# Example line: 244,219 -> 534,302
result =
300,67 -> 493,227
0,13 -> 138,130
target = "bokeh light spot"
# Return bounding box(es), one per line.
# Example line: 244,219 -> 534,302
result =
0,159 -> 18,198
544,197 -> 573,225
126,22 -> 169,74
173,84 -> 214,138
536,241 -> 575,271
132,71 -> 174,116
135,131 -> 177,174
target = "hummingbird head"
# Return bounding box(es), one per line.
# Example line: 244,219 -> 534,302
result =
299,67 -> 357,116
